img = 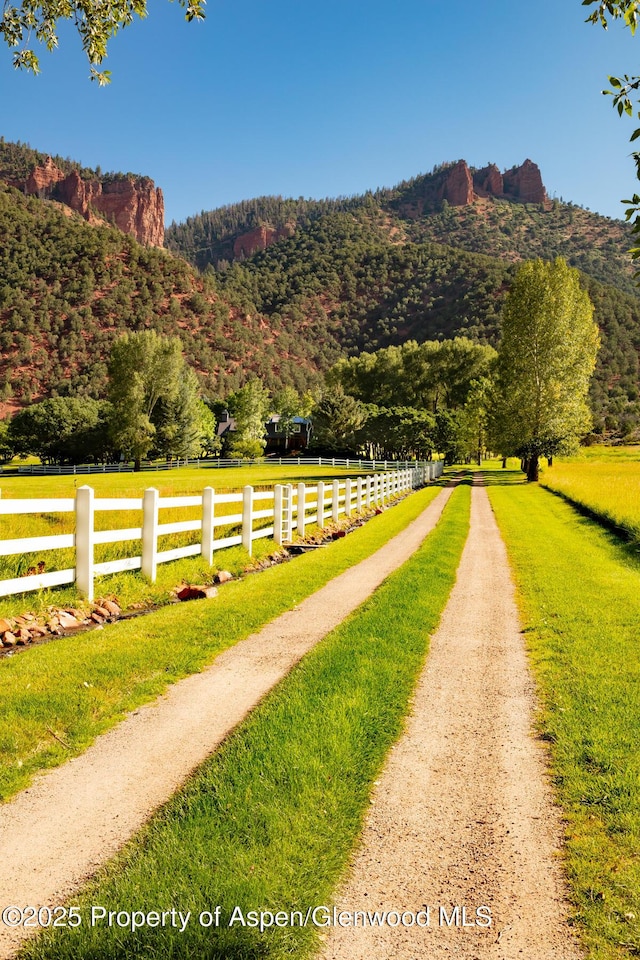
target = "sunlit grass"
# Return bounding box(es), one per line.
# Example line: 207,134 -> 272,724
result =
489,477 -> 640,960
21,486 -> 470,960
540,445 -> 640,540
0,485 -> 442,803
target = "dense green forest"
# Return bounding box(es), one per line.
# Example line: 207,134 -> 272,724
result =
0,183 -> 331,405
2,142 -> 640,440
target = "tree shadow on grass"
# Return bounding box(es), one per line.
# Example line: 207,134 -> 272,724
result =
540,484 -> 640,571
469,468 -> 527,486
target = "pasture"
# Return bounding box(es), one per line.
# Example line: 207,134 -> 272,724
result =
488,458 -> 640,960
539,445 -> 640,540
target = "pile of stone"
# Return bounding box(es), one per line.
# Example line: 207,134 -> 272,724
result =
0,598 -> 121,650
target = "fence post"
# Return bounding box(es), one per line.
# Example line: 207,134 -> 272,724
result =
297,482 -> 306,538
242,485 -> 254,556
356,476 -> 363,512
201,486 -> 215,565
75,485 -> 95,600
345,478 -> 352,517
366,476 -> 372,509
274,484 -> 283,545
142,487 -> 159,582
285,484 -> 294,541
317,481 -> 325,528
332,479 -> 340,522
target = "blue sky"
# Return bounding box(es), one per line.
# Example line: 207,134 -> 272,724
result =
1,0 -> 639,225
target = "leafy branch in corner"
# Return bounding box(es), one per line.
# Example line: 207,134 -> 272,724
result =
584,0 -> 640,258
0,0 -> 205,83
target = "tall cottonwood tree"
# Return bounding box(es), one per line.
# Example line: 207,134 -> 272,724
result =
108,330 -> 198,470
492,258 -> 600,481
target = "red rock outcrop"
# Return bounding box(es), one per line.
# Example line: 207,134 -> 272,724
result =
473,163 -> 504,198
233,222 -> 296,259
503,159 -> 548,205
401,158 -> 549,213
439,160 -> 475,206
25,156 -> 66,195
23,158 -> 164,247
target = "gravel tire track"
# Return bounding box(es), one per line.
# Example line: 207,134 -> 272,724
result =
0,485 -> 454,959
318,480 -> 584,960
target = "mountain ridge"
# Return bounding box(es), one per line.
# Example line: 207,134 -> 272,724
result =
1,140 -> 639,439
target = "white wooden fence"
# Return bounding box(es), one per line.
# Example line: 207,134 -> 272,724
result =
0,463 -> 443,602
9,457 -> 432,477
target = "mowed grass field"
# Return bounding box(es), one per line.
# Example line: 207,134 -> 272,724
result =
20,485 -> 471,960
539,445 -> 640,540
0,484 -> 444,802
0,463 -> 384,620
487,455 -> 640,960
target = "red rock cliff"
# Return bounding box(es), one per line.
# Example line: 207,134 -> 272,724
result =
502,159 -> 548,205
402,158 -> 549,213
439,160 -> 475,206
473,163 -> 504,198
24,158 -> 165,247
233,222 -> 296,259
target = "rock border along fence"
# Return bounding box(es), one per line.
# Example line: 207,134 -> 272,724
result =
0,463 -> 443,602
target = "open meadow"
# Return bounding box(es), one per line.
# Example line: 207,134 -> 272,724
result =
539,445 -> 640,540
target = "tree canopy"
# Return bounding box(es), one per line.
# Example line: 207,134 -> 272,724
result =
108,329 -> 201,469
1,0 -> 204,82
491,258 -> 600,480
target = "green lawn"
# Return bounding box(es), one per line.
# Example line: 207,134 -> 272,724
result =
488,473 -> 640,960
20,484 -> 470,960
539,445 -> 640,541
0,484 -> 443,802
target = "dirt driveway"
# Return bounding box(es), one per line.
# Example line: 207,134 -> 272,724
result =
319,480 -> 583,960
0,486 -> 454,959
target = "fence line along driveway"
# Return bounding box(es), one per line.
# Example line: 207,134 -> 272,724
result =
0,485 -> 454,960
0,463 -> 443,601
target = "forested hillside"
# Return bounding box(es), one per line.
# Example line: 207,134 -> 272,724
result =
213,209 -> 640,436
0,183 -> 331,413
2,143 -> 640,439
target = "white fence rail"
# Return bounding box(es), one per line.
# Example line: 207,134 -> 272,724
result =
8,457 -> 433,477
0,463 -> 443,602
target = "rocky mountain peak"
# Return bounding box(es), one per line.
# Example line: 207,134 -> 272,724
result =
22,158 -> 164,247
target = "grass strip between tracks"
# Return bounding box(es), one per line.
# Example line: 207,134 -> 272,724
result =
0,485 -> 442,802
21,484 -> 470,960
488,476 -> 640,960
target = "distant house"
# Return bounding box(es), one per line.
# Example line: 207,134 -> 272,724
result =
214,411 -> 312,455
216,410 -> 237,443
265,415 -> 312,453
